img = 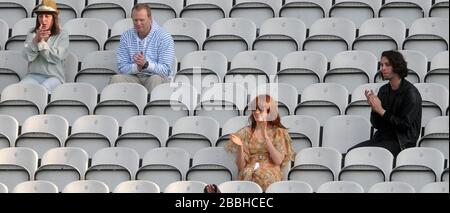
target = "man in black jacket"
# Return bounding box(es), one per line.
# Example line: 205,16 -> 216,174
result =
349,51 -> 422,156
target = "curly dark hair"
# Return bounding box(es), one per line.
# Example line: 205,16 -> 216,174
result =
381,50 -> 408,79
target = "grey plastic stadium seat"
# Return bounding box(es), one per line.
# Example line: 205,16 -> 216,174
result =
230,0 -> 282,29
82,0 -> 133,29
219,181 -> 263,193
281,115 -> 320,153
317,181 -> 364,193
330,0 -> 382,28
138,0 -> 184,25
104,18 -> 133,50
418,116 -> 449,160
164,181 -> 207,193
426,51 -> 449,89
180,0 -> 233,29
0,115 -> 18,149
415,83 -> 449,128
63,180 -> 109,193
0,50 -> 28,93
0,147 -> 38,190
368,182 -> 415,193
12,181 -> 58,193
76,50 -> 118,93
114,180 -> 160,193
4,18 -> 34,50
265,181 -> 313,193
280,0 -> 332,28
380,0 -> 431,28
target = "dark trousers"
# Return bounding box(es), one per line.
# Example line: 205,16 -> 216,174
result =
349,139 -> 403,157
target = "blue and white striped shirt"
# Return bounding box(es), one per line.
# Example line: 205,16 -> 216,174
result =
116,21 -> 175,79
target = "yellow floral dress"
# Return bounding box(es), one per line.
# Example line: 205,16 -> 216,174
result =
225,126 -> 295,191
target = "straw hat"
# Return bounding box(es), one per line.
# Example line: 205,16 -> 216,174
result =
33,0 -> 59,15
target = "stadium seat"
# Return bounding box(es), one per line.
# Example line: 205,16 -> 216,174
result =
94,83 -> 148,126
82,0 -> 133,29
34,147 -> 88,191
442,168 -> 448,182
245,83 -> 298,117
194,83 -> 247,127
137,147 -> 190,191
353,18 -> 406,58
339,147 -> 394,192
390,147 -> 445,191
216,116 -> 249,147
75,51 -> 118,93
163,18 -> 207,62
276,51 -> 327,95
0,0 -> 35,29
114,180 -> 160,193
63,52 -> 79,83
44,83 -> 98,126
420,182 -> 449,193
85,147 -> 139,190
4,18 -> 34,50
164,181 -> 207,193
0,19 -> 7,50
403,18 -> 449,60
280,0 -> 332,28
379,0 -> 431,28
0,182 -> 7,193
15,115 -> 69,158
40,0 -> 85,25
425,51 -> 449,89
65,115 -> 119,158
430,0 -> 449,18
203,18 -> 257,61
265,181 -> 313,193
180,0 -> 233,28
294,83 -> 349,126
104,18 -> 133,50
0,83 -> 48,125
281,115 -> 320,153
115,115 -> 170,158
0,50 -> 28,93
64,18 -> 109,61
415,83 -> 449,127
138,0 -> 184,25
330,0 -> 382,28
0,115 -> 18,149
219,181 -> 263,193
317,181 -> 364,193
289,147 -> 342,192
418,116 -> 449,160
62,180 -> 109,193
325,51 -> 378,93
166,116 -> 219,157
230,0 -> 282,29
144,83 -> 199,127
345,83 -> 384,121
303,18 -> 356,61
0,147 -> 38,191
187,147 -> 237,185
368,182 -> 415,193
12,181 -> 58,193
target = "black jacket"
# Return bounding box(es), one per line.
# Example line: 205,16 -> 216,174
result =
371,79 -> 422,149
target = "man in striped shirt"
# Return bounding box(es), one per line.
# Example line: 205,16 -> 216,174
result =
110,3 -> 175,92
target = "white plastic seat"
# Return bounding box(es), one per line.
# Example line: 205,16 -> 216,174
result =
289,147 -> 342,192
216,116 -> 249,147
430,0 -> 449,18
303,18 -> 356,61
420,182 -> 449,193
294,83 -> 349,126
368,182 -> 415,193
144,83 -> 199,127
245,83 -> 298,117
4,18 -> 34,50
34,147 -> 88,191
65,115 -> 119,158
166,116 -> 220,158
380,0 -> 431,28
219,181 -> 263,193
180,0 -> 233,28
317,181 -> 364,193
415,83 -> 449,127
325,51 -> 378,93
64,18 -> 109,61
62,180 -> 109,193
339,147 -> 394,192
353,18 -> 406,58
104,18 -> 133,50
0,182 -> 7,193
41,0 -> 85,24
138,0 -> 184,25
0,147 -> 38,190
426,51 -> 449,89
276,51 -> 327,94
85,147 -> 139,190
15,115 -> 69,158
164,181 -> 207,193
224,51 -> 277,94
63,52 -> 79,83
403,18 -> 449,60
45,83 -> 98,126
114,180 -> 160,193
280,0 -> 332,28
175,51 -> 228,93
281,115 -> 320,153
0,115 -> 18,149
194,83 -> 247,127
137,147 -> 190,191
187,147 -> 237,185
0,50 -> 29,96
418,116 -> 449,160
163,18 -> 207,61
81,0 -> 133,29
76,51 -> 118,93
265,181 -> 313,193
0,19 -> 7,50
203,18 -> 257,61
441,167 -> 448,182
0,0 -> 35,29
329,0 -> 382,28
390,147 -> 445,191
230,0 -> 282,29
94,83 -> 148,126
252,18 -> 306,60
12,181 -> 58,193
345,83 -> 384,121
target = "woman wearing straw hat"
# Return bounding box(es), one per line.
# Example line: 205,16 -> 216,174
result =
21,0 -> 69,93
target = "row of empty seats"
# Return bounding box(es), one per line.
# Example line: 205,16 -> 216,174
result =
1,0 -> 448,30
1,16 -> 448,62
0,180 -> 448,193
0,146 -> 448,192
